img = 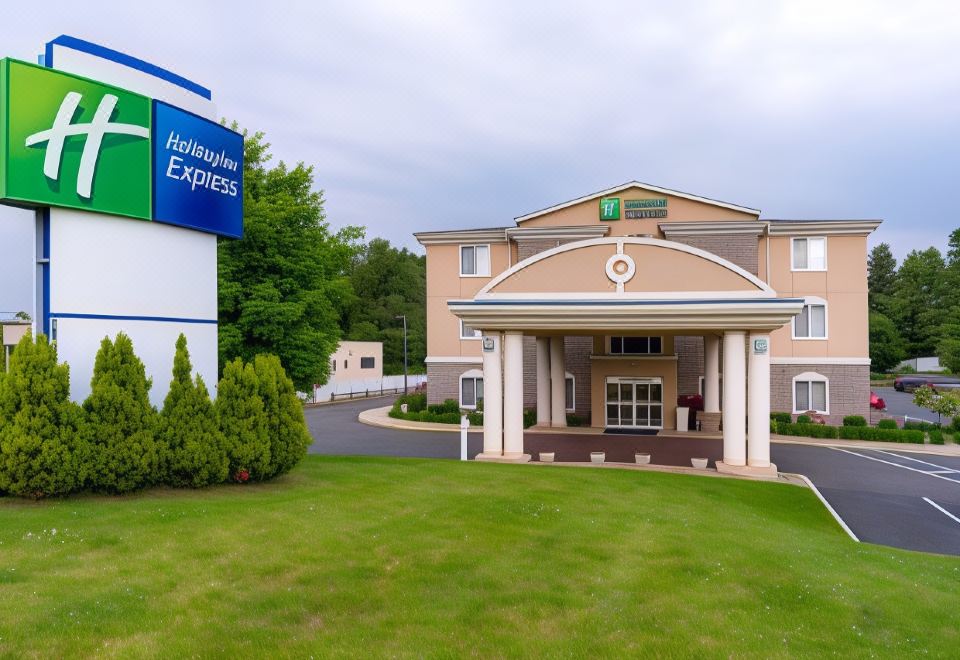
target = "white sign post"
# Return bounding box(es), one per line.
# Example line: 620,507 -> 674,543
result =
460,413 -> 470,461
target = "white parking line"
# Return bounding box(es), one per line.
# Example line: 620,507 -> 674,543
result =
875,450 -> 960,474
829,447 -> 960,485
923,497 -> 960,525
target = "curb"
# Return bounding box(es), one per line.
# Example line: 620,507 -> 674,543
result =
358,406 -> 484,434
784,472 -> 860,543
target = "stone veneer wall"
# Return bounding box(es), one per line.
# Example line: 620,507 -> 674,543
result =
668,234 -> 759,275
675,336 -> 704,395
426,362 -> 480,405
516,239 -> 563,261
771,363 -> 870,425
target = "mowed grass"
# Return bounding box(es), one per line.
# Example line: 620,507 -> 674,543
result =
0,457 -> 957,658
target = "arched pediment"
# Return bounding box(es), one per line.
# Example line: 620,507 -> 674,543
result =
479,237 -> 773,300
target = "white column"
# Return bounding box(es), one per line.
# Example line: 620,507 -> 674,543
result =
481,331 -> 503,457
722,331 -> 747,467
704,334 -> 720,413
536,336 -> 551,426
503,331 -> 525,457
549,335 -> 567,427
748,332 -> 771,467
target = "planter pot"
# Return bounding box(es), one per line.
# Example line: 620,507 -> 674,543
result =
539,452 -> 555,463
590,451 -> 606,464
635,452 -> 651,465
400,403 -> 408,413
691,457 -> 709,469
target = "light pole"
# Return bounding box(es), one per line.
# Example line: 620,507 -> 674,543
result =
395,314 -> 408,395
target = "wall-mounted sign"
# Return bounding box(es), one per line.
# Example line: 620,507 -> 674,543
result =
753,338 -> 768,355
482,337 -> 495,352
0,59 -> 243,238
625,209 -> 667,219
624,198 -> 667,209
599,197 -> 620,221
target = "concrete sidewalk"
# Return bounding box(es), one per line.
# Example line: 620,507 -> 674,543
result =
359,405 -> 485,433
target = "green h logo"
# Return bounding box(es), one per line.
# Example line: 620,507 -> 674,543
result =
1,59 -> 152,219
25,91 -> 149,199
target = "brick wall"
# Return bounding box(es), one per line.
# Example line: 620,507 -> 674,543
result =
675,335 -> 704,395
771,363 -> 870,425
668,234 -> 759,275
426,362 -> 480,405
517,239 -> 562,261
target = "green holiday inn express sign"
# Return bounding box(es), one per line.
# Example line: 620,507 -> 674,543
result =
0,59 -> 152,219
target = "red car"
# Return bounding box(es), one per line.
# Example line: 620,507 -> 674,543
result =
870,391 -> 886,411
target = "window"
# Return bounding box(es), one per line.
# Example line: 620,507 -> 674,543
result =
565,374 -> 575,411
793,299 -> 827,339
460,319 -> 482,340
793,372 -> 829,414
460,245 -> 490,277
610,336 -> 662,355
792,237 -> 826,271
360,357 -> 375,369
460,370 -> 484,409
331,359 -> 336,373
344,360 -> 348,370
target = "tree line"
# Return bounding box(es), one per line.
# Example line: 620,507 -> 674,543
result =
868,229 -> 960,372
218,131 -> 426,393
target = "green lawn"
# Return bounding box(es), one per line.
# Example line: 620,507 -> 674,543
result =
0,456 -> 957,657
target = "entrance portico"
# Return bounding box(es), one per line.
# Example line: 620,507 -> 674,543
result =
451,237 -> 803,475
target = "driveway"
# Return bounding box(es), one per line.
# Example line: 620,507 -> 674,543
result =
874,386 -> 943,424
306,397 -> 960,556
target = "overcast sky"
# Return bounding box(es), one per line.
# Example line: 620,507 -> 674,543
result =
4,1 -> 959,259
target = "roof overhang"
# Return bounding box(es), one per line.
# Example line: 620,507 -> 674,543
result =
505,225 -> 610,240
660,221 -> 765,237
766,220 -> 882,236
414,228 -> 509,245
449,297 -> 805,332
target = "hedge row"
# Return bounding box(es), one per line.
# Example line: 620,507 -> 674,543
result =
774,421 -> 925,443
0,332 -> 311,498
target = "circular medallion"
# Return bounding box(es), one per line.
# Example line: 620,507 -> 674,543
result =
605,253 -> 636,285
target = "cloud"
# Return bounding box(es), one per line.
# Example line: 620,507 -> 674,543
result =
1,0 -> 958,256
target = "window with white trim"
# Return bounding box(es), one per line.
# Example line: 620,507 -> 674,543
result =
565,373 -> 575,411
792,237 -> 826,271
793,301 -> 827,339
460,370 -> 484,409
793,372 -> 829,414
460,319 -> 482,340
360,357 -> 375,369
610,336 -> 662,355
460,245 -> 490,277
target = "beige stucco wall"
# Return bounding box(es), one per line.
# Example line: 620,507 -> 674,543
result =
767,235 -> 869,358
489,242 -> 763,295
330,341 -> 383,382
518,187 -> 758,236
425,241 -> 511,357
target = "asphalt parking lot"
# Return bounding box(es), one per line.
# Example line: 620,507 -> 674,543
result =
873,386 -> 945,424
306,397 -> 960,556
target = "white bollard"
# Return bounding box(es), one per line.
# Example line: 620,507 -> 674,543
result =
460,414 -> 470,461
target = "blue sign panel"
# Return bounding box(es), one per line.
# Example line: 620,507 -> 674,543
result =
152,101 -> 243,238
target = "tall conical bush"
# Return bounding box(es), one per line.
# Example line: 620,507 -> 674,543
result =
253,354 -> 311,477
84,333 -> 161,493
216,357 -> 271,482
0,332 -> 89,498
159,334 -> 228,487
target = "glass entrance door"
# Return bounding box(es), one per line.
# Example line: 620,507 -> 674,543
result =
605,377 -> 663,429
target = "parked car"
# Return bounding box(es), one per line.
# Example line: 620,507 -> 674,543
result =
870,391 -> 886,410
894,374 -> 960,392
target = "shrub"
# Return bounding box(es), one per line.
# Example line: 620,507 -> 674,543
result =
468,411 -> 483,426
877,419 -> 898,430
778,423 -> 839,439
253,354 -> 312,478
83,333 -> 162,493
842,415 -> 867,427
838,425 -> 925,443
523,408 -> 536,429
566,413 -> 585,427
0,332 -> 89,498
770,419 -> 778,434
928,429 -> 945,445
217,358 -> 271,482
770,412 -> 792,424
427,399 -> 460,415
796,414 -> 812,424
158,335 -> 228,487
903,420 -> 939,432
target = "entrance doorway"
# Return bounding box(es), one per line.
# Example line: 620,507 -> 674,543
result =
605,377 -> 663,429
